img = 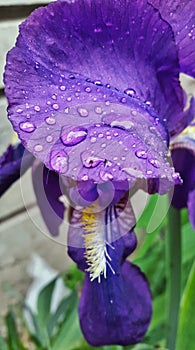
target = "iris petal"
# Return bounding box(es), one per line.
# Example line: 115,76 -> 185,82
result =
32,162 -> 66,236
149,0 -> 195,78
79,260 -> 152,346
0,143 -> 33,197
4,0 -> 192,186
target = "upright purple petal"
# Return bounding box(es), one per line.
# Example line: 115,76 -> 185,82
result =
0,143 -> 33,196
149,0 -> 195,77
4,0 -> 193,190
32,162 -> 66,236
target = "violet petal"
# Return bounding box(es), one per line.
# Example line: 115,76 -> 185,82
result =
32,162 -> 65,236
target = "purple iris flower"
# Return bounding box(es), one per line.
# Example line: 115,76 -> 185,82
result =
2,0 -> 195,346
171,124 -> 195,230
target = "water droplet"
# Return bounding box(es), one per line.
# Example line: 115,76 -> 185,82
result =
16,108 -> 23,114
124,88 -> 136,97
52,94 -> 57,100
85,87 -> 91,93
154,117 -> 160,126
101,143 -> 106,148
64,107 -> 69,114
149,158 -> 160,168
67,97 -> 72,102
111,119 -> 134,130
107,135 -> 112,140
61,126 -> 88,146
50,150 -> 68,174
147,170 -> 153,175
19,121 -> 36,133
34,105 -> 41,112
120,97 -> 127,104
95,106 -> 102,114
45,117 -> 56,125
52,103 -> 59,110
78,107 -> 89,117
34,144 -> 43,152
94,80 -> 103,86
82,154 -> 104,168
145,100 -> 151,106
60,85 -> 66,91
114,132 -> 119,137
106,84 -> 111,88
46,135 -> 53,143
69,74 -> 75,79
98,133 -> 104,138
100,170 -> 113,181
135,150 -> 148,159
90,137 -> 97,143
131,110 -> 137,116
172,172 -> 183,185
105,100 -> 110,106
81,174 -> 89,181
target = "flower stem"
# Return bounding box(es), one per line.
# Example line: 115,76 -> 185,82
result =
166,205 -> 181,350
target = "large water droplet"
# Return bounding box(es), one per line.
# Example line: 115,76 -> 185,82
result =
135,150 -> 148,159
61,126 -> 88,146
111,119 -> 134,130
19,121 -> 36,133
78,107 -> 89,117
124,88 -> 136,97
82,154 -> 104,168
149,158 -> 160,168
50,150 -> 68,174
100,170 -> 114,181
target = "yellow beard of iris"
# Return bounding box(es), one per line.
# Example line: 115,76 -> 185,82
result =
81,205 -> 115,283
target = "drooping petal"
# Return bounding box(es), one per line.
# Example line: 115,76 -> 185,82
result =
171,138 -> 195,209
79,260 -> 152,346
188,189 -> 195,230
32,162 -> 66,236
0,143 -> 33,196
4,0 -> 193,188
149,0 -> 195,78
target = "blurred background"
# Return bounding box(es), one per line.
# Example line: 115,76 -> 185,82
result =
0,0 -> 71,316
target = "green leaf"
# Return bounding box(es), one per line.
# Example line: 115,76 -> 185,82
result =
52,295 -> 83,350
0,335 -> 9,350
47,291 -> 77,336
37,278 -> 57,328
23,303 -> 45,347
177,260 -> 195,349
5,310 -> 27,350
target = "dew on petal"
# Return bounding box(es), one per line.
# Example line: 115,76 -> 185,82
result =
60,85 -> 66,91
67,97 -> 72,102
34,144 -> 43,152
82,153 -> 104,168
90,137 -> 97,143
50,150 -> 68,174
149,158 -> 160,168
52,103 -> 59,110
61,126 -> 88,146
135,150 -> 148,159
16,108 -> 23,114
81,174 -> 89,181
100,170 -> 114,181
52,94 -> 57,100
46,135 -> 53,143
45,116 -> 56,125
85,87 -> 91,93
78,107 -> 89,117
34,105 -> 41,112
124,88 -> 136,97
120,97 -> 127,104
19,121 -> 36,133
111,119 -> 134,130
172,172 -> 183,185
64,107 -> 69,114
98,133 -> 104,138
95,106 -> 103,114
